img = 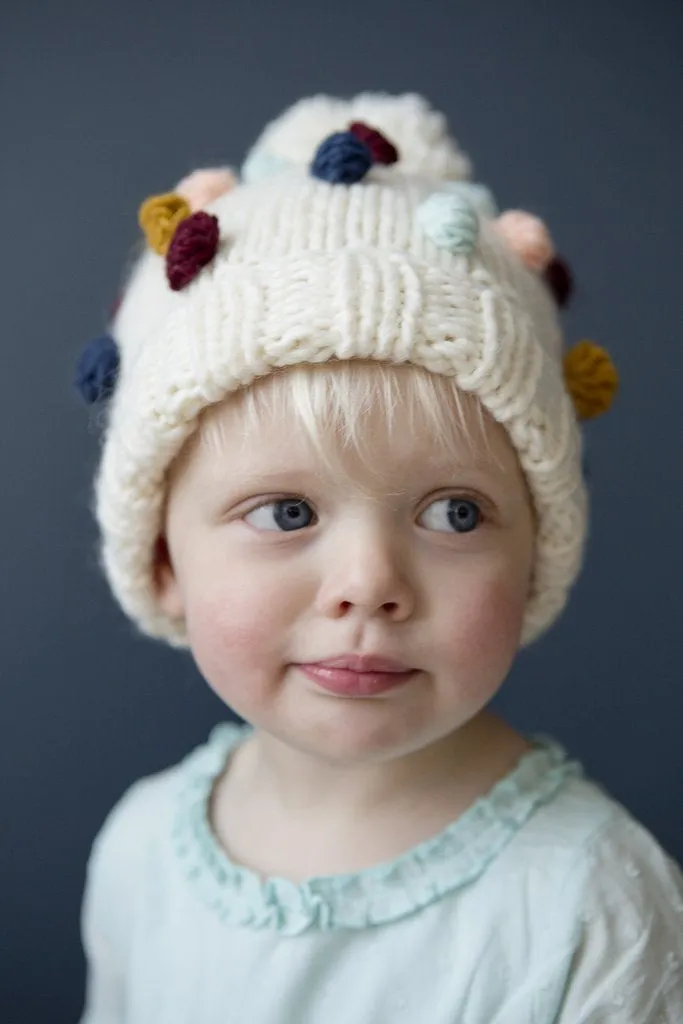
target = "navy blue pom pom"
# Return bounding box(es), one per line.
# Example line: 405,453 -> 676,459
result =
75,333 -> 120,404
310,132 -> 373,185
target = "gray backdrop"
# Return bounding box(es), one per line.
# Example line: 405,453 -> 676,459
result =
2,0 -> 681,1020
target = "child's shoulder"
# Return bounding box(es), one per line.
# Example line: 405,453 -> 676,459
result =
80,723 -> 245,955
511,748 -> 683,898
89,721 -> 244,862
472,735 -> 682,937
482,751 -> 683,1016
524,768 -> 683,1015
524,761 -> 681,926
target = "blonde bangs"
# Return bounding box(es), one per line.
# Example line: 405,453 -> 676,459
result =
192,361 -> 500,481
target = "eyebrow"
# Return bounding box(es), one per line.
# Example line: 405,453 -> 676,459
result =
203,467 -> 325,488
202,458 -> 510,495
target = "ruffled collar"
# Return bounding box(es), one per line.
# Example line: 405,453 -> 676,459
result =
171,722 -> 583,935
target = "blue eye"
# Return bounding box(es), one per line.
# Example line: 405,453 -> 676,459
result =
419,498 -> 482,534
244,499 -> 315,532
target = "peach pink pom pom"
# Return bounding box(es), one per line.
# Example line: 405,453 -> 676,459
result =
494,210 -> 555,271
175,167 -> 237,211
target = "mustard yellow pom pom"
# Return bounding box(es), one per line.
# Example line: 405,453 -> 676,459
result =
138,192 -> 191,255
564,340 -> 618,420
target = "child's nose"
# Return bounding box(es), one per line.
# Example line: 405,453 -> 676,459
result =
315,527 -> 416,622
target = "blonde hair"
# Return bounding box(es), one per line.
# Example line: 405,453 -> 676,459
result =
206,357 -> 496,457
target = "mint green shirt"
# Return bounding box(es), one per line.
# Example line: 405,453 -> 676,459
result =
79,723 -> 683,1022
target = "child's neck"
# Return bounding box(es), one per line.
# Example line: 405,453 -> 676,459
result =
209,711 -> 532,882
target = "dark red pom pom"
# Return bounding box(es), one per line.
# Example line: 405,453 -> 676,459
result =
108,293 -> 122,320
166,211 -> 220,291
544,255 -> 574,308
348,121 -> 399,166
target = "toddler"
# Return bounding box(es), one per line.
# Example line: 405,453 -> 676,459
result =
75,92 -> 683,1022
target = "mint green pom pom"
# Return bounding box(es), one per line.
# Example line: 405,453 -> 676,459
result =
241,148 -> 290,183
417,192 -> 479,254
441,181 -> 498,218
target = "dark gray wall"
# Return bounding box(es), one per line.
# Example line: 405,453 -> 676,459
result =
2,1 -> 681,1019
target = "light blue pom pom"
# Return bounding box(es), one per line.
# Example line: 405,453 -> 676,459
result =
440,181 -> 498,218
417,192 -> 479,254
241,148 -> 290,183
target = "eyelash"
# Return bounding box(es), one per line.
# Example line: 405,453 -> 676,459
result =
240,494 -> 490,534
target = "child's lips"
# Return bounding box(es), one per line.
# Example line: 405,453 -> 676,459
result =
307,653 -> 413,673
296,655 -> 417,697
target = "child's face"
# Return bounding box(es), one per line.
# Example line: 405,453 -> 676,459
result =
156,377 -> 535,765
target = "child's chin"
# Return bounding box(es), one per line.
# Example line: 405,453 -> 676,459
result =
290,702 -> 440,766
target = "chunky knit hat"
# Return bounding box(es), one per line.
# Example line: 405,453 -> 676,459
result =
76,92 -> 617,649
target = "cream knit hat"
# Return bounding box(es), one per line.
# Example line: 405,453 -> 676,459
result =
76,92 -> 617,649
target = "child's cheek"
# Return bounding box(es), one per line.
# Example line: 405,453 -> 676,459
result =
445,571 -> 527,675
183,584 -> 279,704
